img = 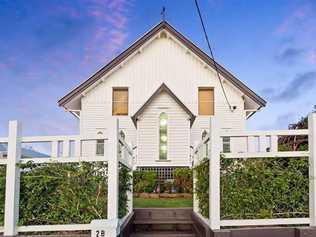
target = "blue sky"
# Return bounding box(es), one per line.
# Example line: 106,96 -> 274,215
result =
0,0 -> 315,136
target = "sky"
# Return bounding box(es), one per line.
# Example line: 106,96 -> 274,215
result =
0,0 -> 315,136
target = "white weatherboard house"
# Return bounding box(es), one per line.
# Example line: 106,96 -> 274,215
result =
58,21 -> 266,179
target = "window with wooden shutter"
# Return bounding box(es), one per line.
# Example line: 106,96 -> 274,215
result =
198,88 -> 214,115
112,88 -> 128,115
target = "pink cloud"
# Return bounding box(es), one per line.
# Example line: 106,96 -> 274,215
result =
310,50 -> 316,64
276,4 -> 315,34
81,0 -> 133,66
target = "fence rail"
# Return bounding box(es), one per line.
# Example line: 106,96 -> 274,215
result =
192,113 -> 316,229
220,218 -> 310,227
0,119 -> 133,237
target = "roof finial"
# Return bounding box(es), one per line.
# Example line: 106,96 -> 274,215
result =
161,6 -> 166,21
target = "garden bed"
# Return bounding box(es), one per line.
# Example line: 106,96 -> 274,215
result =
133,197 -> 193,208
134,192 -> 192,199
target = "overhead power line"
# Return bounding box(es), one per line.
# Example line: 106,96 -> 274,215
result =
194,0 -> 234,112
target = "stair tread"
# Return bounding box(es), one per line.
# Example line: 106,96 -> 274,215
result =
134,219 -> 194,224
130,231 -> 196,237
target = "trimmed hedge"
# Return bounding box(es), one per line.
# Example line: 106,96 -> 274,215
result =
19,162 -> 108,225
0,165 -> 5,226
194,159 -> 209,218
0,162 -> 133,225
119,165 -> 132,218
133,170 -> 157,193
194,156 -> 309,219
221,156 -> 308,219
173,168 -> 193,193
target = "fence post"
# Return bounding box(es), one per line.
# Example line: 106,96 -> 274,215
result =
309,113 -> 316,227
127,142 -> 133,214
4,121 -> 22,236
107,118 -> 119,220
209,117 -> 220,230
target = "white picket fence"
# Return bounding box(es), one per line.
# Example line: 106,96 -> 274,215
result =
192,113 -> 316,229
0,119 -> 133,236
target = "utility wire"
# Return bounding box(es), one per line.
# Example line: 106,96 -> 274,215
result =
194,0 -> 234,112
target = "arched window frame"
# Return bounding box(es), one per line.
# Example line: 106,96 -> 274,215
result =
159,112 -> 168,160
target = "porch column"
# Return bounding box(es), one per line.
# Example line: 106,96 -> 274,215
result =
209,117 -> 221,229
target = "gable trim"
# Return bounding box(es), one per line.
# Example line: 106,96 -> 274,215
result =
58,21 -> 266,108
131,83 -> 196,128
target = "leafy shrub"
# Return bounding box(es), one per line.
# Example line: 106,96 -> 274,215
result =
161,180 -> 173,193
119,165 -> 132,218
173,168 -> 193,193
18,161 -> 108,225
193,159 -> 209,218
0,165 -> 5,226
221,156 -> 308,219
133,170 -> 157,193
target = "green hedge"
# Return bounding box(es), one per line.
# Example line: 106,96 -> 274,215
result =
133,170 -> 157,193
0,165 -> 5,226
119,165 -> 132,218
194,159 -> 209,218
0,162 -> 132,225
221,157 -> 308,219
173,168 -> 193,193
19,162 -> 108,225
194,156 -> 309,219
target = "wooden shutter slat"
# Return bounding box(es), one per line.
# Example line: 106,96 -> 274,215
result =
198,88 -> 214,115
112,88 -> 128,115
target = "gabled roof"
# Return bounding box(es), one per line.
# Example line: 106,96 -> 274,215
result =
58,20 -> 266,109
131,83 -> 196,128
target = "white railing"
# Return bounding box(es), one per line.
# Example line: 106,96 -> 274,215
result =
0,118 -> 134,237
221,129 -> 309,159
192,113 -> 316,230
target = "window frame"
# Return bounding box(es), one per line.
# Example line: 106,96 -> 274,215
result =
112,87 -> 129,116
96,139 -> 105,156
159,112 -> 168,161
198,87 -> 215,116
222,136 -> 231,153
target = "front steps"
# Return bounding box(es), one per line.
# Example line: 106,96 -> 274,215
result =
130,208 -> 197,237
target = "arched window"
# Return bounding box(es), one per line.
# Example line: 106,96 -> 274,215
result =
159,113 -> 168,160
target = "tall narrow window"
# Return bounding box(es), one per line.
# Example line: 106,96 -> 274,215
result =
159,113 -> 168,160
96,139 -> 105,156
198,88 -> 214,115
112,88 -> 128,115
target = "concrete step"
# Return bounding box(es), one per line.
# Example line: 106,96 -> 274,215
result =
130,230 -> 197,237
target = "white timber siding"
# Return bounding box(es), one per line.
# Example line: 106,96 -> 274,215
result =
136,91 -> 191,167
80,30 -> 247,163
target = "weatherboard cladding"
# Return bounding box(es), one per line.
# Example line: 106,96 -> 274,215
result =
58,21 -> 266,108
131,83 -> 196,127
136,90 -> 191,167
